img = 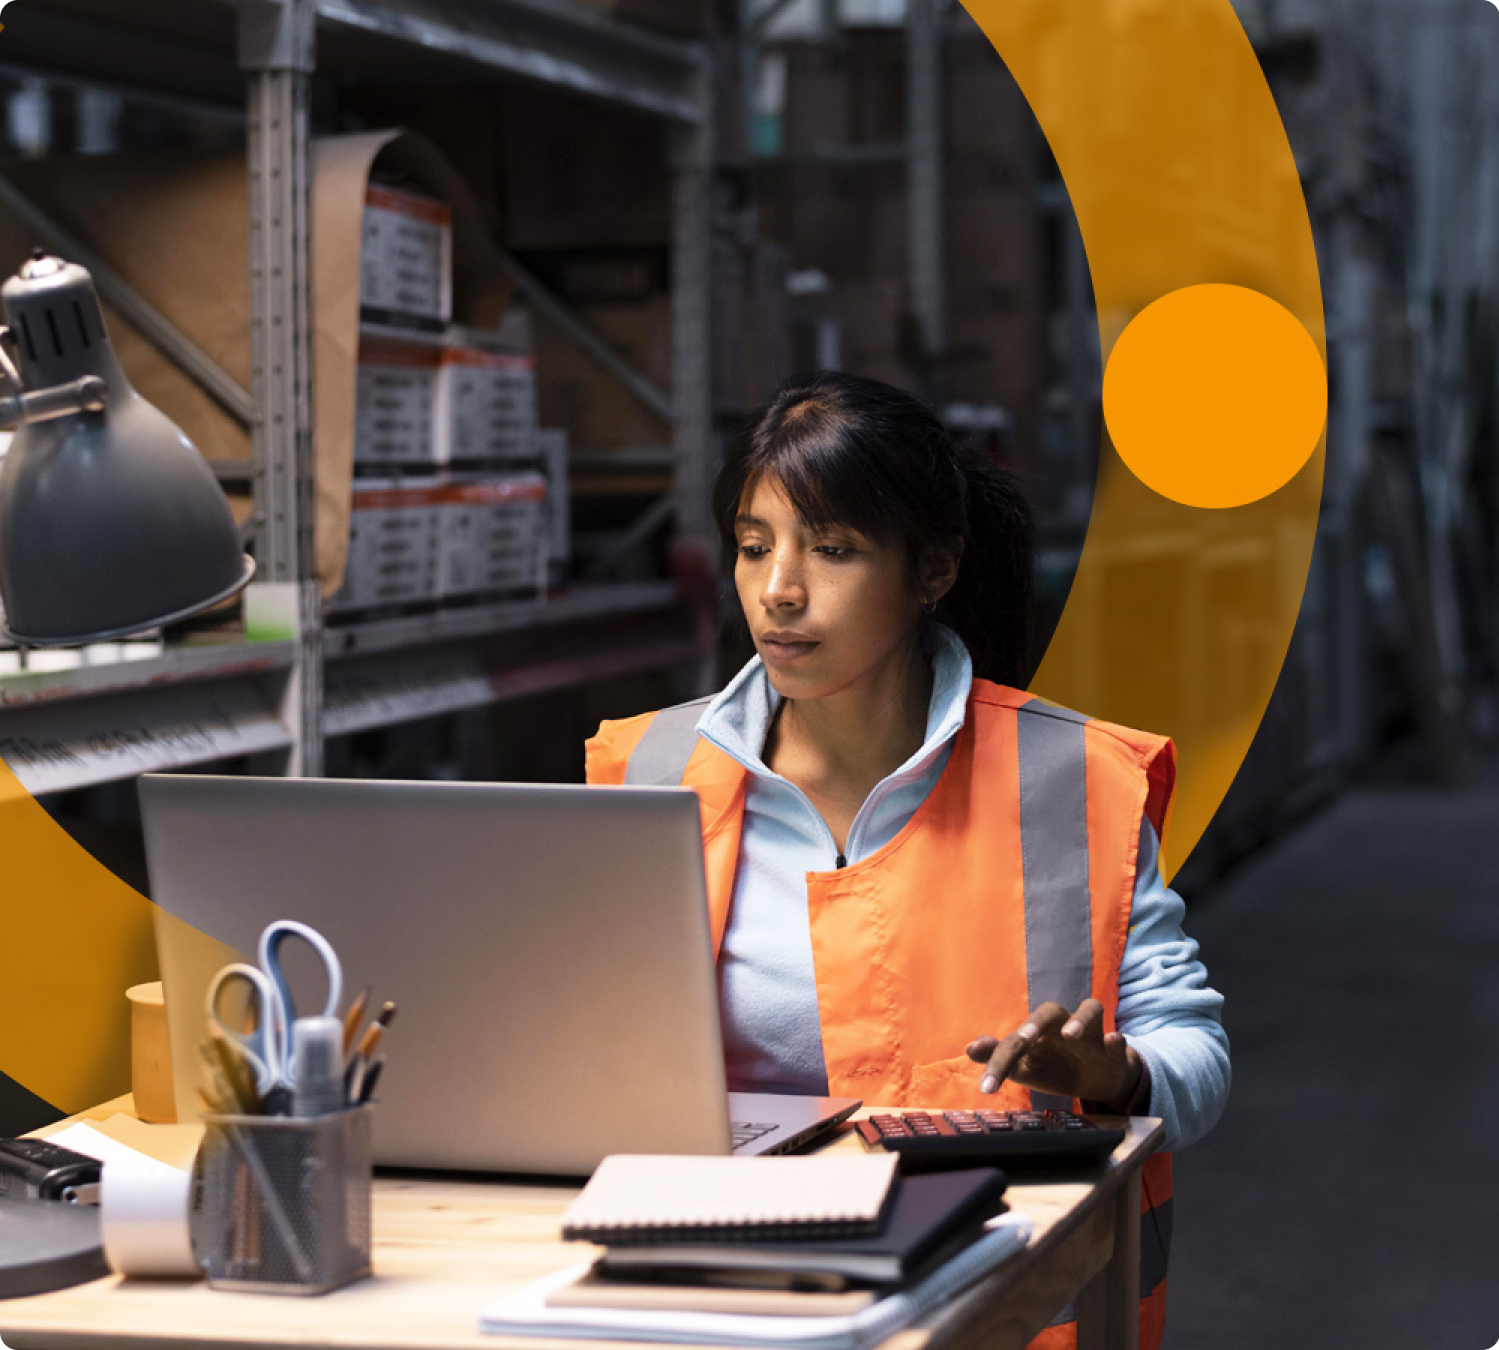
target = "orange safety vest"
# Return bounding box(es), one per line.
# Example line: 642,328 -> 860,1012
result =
586,679 -> 1176,1350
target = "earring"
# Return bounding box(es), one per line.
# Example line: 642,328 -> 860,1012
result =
921,596 -> 937,614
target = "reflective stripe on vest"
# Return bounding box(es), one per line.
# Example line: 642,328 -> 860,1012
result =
623,696 -> 713,786
1016,698 -> 1092,1114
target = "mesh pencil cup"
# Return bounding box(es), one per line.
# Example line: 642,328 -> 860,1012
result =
199,1106 -> 372,1294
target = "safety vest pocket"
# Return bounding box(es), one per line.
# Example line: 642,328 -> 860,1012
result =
906,1053 -> 1030,1113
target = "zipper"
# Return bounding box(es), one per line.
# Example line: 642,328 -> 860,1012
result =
700,723 -> 950,876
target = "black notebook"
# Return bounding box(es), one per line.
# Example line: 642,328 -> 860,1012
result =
596,1167 -> 1008,1288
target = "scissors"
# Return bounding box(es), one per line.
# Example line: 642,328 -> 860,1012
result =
205,920 -> 344,1108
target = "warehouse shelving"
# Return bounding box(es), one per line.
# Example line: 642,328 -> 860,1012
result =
0,0 -> 717,789
322,580 -> 679,658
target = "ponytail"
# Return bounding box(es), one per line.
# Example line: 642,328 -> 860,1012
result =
934,440 -> 1035,686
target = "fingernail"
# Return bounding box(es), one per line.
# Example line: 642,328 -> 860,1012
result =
1061,1022 -> 1081,1038
980,1076 -> 998,1094
1018,1023 -> 1039,1041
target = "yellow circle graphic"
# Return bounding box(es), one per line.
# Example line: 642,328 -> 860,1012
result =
961,0 -> 1326,878
1103,284 -> 1327,509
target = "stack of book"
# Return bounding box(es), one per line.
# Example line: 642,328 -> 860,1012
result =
478,1153 -> 1032,1348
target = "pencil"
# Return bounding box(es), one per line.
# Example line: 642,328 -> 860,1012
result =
353,1020 -> 386,1064
342,986 -> 371,1058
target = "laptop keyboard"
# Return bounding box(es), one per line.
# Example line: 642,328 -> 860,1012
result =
730,1120 -> 778,1150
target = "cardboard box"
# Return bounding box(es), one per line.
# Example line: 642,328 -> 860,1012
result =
354,338 -> 441,468
781,42 -> 850,152
329,481 -> 445,614
435,476 -> 548,600
477,475 -> 549,597
943,34 -> 1033,159
712,235 -> 749,411
749,241 -> 793,404
537,429 -> 571,589
945,309 -> 1037,407
945,188 -> 1033,288
464,307 -> 534,356
752,160 -> 903,282
361,184 -> 454,328
436,347 -> 540,465
834,277 -> 903,364
846,31 -> 905,145
497,85 -> 671,248
534,295 -> 672,450
331,474 -> 547,611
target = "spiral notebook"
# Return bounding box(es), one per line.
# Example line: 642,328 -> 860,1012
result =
561,1155 -> 900,1245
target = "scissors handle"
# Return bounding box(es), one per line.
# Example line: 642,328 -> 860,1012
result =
205,962 -> 284,1095
258,920 -> 344,1032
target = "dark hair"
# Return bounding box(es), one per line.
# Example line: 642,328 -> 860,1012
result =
712,371 -> 1035,687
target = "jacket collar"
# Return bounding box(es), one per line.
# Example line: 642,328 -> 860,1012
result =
697,622 -> 973,782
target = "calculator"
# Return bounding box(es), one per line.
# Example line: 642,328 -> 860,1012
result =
854,1109 -> 1126,1171
0,1138 -> 103,1203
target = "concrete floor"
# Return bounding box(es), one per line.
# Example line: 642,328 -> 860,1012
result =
1163,760 -> 1499,1349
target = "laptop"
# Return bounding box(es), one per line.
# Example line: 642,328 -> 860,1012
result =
138,774 -> 860,1175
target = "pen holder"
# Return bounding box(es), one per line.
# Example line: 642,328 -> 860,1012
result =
199,1106 -> 373,1295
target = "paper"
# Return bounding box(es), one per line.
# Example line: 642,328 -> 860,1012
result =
85,1116 -> 204,1173
46,1120 -> 194,1174
310,131 -> 511,594
480,1211 -> 1034,1350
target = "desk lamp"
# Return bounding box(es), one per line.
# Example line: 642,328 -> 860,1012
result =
0,251 -> 253,645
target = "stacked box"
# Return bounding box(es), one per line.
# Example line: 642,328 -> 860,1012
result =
354,339 -> 441,468
478,475 -> 548,598
537,428 -> 570,589
328,482 -> 445,614
435,347 -> 539,465
433,482 -> 489,599
436,477 -> 548,601
360,185 -> 453,328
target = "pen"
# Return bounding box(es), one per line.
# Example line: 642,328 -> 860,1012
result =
356,1058 -> 384,1105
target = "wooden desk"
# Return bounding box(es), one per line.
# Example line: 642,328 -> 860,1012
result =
0,1115 -> 1163,1350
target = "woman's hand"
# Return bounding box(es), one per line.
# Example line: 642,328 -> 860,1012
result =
965,999 -> 1143,1109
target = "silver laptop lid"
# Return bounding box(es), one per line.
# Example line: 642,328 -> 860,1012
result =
139,774 -> 732,1173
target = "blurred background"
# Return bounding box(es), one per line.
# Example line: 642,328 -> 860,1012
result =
0,0 -> 1493,1343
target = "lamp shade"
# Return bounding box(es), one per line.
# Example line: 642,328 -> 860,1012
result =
0,253 -> 253,645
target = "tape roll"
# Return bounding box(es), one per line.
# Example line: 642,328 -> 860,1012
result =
100,1155 -> 200,1279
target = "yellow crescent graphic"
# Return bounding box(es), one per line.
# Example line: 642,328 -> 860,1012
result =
962,0 -> 1327,879
0,0 -> 1323,1114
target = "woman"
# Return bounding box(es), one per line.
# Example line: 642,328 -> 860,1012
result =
585,372 -> 1228,1350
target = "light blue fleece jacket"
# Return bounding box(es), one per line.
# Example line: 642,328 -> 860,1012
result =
696,624 -> 1230,1152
